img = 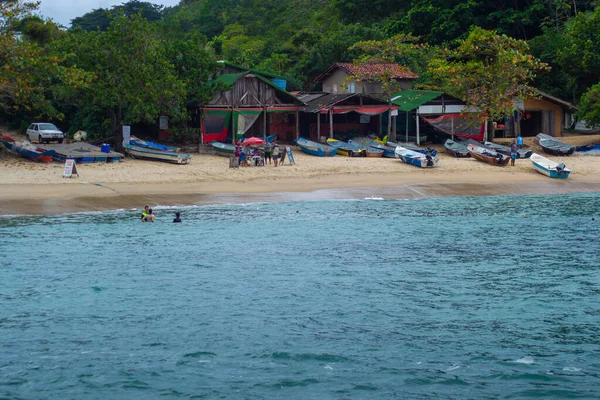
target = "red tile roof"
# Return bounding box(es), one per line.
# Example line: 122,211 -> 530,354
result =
334,62 -> 418,80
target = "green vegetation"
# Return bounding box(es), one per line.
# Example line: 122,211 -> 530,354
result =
1,0 -> 600,140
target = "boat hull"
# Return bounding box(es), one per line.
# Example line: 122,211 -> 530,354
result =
539,143 -> 575,156
212,142 -> 235,157
298,138 -> 337,157
395,146 -> 439,168
1,137 -> 55,162
467,144 -> 510,166
530,153 -> 570,178
484,141 -> 532,158
365,148 -> 384,158
124,144 -> 191,164
444,139 -> 470,158
369,142 -> 396,158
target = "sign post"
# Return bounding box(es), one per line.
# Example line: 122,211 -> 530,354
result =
286,146 -> 295,165
63,159 -> 79,178
122,125 -> 131,147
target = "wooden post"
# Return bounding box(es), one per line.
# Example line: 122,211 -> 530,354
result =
199,110 -> 204,150
391,115 -> 397,142
263,106 -> 267,142
405,111 -> 409,143
416,110 -> 421,146
329,109 -> 334,139
451,117 -> 454,141
295,109 -> 299,142
387,96 -> 392,138
317,113 -> 321,142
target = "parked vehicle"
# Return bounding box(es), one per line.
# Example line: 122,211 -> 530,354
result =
26,123 -> 64,144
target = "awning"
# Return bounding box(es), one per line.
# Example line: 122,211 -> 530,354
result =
391,90 -> 443,112
319,106 -> 398,115
422,113 -> 485,141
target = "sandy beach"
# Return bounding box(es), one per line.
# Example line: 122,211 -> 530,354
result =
1,134 -> 600,215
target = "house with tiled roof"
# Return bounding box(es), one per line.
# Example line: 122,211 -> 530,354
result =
313,63 -> 418,95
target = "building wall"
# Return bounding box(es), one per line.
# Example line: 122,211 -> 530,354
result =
320,68 -> 413,95
523,98 -> 564,137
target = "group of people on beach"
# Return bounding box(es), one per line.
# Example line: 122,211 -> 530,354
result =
141,206 -> 181,223
234,141 -> 282,167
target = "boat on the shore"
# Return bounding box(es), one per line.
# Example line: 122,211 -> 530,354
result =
327,138 -> 365,157
467,143 -> 510,166
365,146 -> 384,157
575,144 -> 600,153
123,143 -> 191,164
395,146 -> 439,168
1,136 -> 56,162
484,141 -> 532,159
535,133 -> 574,156
530,153 -> 570,178
212,141 -> 235,157
369,141 -> 396,158
297,138 -> 337,157
444,139 -> 470,158
385,140 -> 438,157
130,136 -> 180,152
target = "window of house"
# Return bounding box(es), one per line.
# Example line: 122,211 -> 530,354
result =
347,83 -> 355,93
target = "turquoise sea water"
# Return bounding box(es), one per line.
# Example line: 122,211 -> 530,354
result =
1,193 -> 600,399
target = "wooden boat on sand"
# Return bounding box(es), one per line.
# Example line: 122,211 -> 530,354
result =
297,138 -> 337,157
535,133 -> 574,156
369,142 -> 396,158
467,143 -> 510,166
1,136 -> 56,162
386,140 -> 437,157
212,141 -> 235,157
124,143 -> 191,164
444,139 -> 470,158
326,138 -> 365,157
484,141 -> 532,159
530,153 -> 570,178
395,146 -> 439,168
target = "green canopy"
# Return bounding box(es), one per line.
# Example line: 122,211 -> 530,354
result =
391,90 -> 443,112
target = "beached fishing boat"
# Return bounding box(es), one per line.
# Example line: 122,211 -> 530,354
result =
387,140 -> 437,157
297,138 -> 337,157
212,141 -> 235,157
326,138 -> 365,157
467,143 -> 510,166
530,153 -> 570,179
369,142 -> 396,158
535,133 -> 574,156
395,146 -> 439,168
444,139 -> 470,158
1,136 -> 56,162
484,141 -> 532,159
123,143 -> 191,164
130,136 -> 180,152
575,144 -> 600,153
365,147 -> 384,157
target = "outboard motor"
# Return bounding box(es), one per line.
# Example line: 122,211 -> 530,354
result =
556,163 -> 566,173
426,154 -> 434,167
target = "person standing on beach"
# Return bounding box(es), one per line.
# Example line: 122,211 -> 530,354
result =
516,134 -> 523,149
141,205 -> 149,220
173,212 -> 182,223
264,141 -> 272,165
510,140 -> 519,166
272,143 -> 280,167
143,209 -> 155,222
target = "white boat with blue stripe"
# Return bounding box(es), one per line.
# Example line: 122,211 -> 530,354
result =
530,153 -> 570,179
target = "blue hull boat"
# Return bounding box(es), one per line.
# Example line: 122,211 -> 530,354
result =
530,153 -> 570,178
394,146 -> 439,168
369,142 -> 396,158
387,140 -> 437,157
298,138 -> 337,157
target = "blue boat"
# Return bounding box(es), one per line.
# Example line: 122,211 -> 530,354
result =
369,141 -> 396,158
327,138 -> 365,156
124,144 -> 191,164
130,136 -> 180,152
387,140 -> 437,157
1,136 -> 56,162
395,146 -> 439,168
297,138 -> 337,157
530,153 -> 570,179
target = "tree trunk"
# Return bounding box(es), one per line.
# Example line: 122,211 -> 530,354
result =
387,95 -> 394,141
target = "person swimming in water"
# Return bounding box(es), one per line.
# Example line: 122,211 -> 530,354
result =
141,205 -> 149,220
142,208 -> 155,222
173,212 -> 182,223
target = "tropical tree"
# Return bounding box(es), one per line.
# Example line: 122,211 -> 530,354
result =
57,14 -> 185,146
429,27 -> 548,136
0,1 -> 90,121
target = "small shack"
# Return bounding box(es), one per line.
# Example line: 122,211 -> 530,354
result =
189,71 -> 304,144
298,92 -> 398,142
517,91 -> 578,137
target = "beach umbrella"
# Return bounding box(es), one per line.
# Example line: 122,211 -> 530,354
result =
242,137 -> 265,146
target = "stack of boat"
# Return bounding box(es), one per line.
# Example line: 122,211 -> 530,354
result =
535,133 -> 574,156
0,136 -> 56,162
395,145 -> 439,168
124,136 -> 191,164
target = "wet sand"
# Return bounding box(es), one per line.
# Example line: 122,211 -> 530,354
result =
1,134 -> 600,215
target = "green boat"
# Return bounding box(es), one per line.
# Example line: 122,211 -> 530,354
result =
212,141 -> 235,157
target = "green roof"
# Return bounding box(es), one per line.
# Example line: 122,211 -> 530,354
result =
205,71 -> 302,104
212,72 -> 246,88
391,90 -> 443,112
217,61 -> 286,80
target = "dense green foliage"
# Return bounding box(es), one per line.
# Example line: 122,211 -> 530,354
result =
1,0 -> 600,138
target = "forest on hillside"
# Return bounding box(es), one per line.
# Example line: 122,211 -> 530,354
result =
2,0 -> 600,141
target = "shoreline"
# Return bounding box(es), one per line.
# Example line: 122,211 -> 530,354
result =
2,172 -> 600,215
